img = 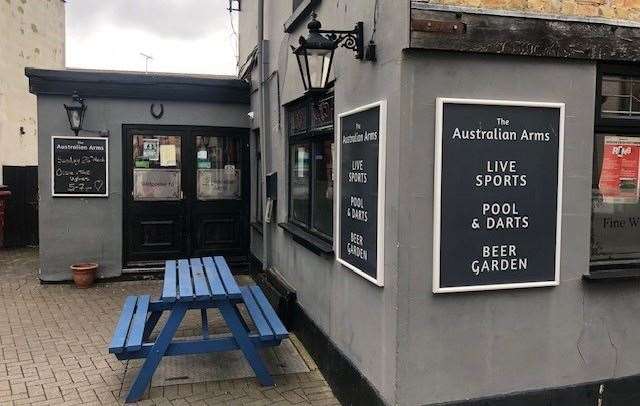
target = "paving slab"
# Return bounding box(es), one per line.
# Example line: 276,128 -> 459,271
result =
0,248 -> 338,405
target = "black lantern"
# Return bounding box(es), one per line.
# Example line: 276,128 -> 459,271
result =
64,93 -> 86,136
292,13 -> 373,93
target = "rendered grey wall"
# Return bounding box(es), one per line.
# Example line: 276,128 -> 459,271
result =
37,96 -> 248,281
243,1 -> 409,404
394,51 -> 636,405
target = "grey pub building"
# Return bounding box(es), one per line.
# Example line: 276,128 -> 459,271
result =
24,0 -> 640,405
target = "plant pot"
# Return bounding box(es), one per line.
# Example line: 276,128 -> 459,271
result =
70,263 -> 98,288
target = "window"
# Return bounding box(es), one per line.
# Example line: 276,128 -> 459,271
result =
591,66 -> 640,269
132,135 -> 181,201
195,135 -> 241,200
255,130 -> 263,223
286,94 -> 335,241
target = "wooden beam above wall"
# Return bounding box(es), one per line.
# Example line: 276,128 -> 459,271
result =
410,6 -> 640,62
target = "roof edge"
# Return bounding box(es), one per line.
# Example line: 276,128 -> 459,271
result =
25,68 -> 250,104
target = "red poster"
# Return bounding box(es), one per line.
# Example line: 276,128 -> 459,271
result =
599,136 -> 640,204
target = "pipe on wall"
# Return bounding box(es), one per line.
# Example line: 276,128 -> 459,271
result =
258,0 -> 271,270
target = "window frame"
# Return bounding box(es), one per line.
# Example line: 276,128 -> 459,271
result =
285,92 -> 335,243
591,63 -> 640,271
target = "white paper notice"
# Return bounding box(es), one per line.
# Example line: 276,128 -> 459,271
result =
160,145 -> 177,167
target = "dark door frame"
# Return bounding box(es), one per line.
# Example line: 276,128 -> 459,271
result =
122,124 -> 250,269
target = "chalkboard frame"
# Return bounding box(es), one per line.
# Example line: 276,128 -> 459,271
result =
433,98 -> 565,293
51,135 -> 109,198
335,100 -> 387,287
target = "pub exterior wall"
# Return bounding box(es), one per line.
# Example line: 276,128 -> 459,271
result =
0,0 -> 65,183
394,51 -> 640,405
241,0 -> 408,404
36,95 -> 249,281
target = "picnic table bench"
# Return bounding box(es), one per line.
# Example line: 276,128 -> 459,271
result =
108,256 -> 288,403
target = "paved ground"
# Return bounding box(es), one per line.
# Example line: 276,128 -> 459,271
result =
0,248 -> 339,405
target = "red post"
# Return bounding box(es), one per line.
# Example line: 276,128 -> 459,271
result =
0,185 -> 11,248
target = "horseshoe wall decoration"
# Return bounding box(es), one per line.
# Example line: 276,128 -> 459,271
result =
150,103 -> 164,119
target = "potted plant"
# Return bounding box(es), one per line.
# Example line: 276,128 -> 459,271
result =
70,263 -> 98,288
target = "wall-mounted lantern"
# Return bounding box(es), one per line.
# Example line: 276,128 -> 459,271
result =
64,93 -> 86,136
292,12 -> 375,93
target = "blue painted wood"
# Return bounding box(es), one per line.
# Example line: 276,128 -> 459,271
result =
113,336 -> 281,360
202,256 -> 226,299
240,287 -> 274,341
126,303 -> 188,403
190,258 -> 210,300
213,256 -> 241,299
162,260 -> 178,302
109,296 -> 138,354
142,311 -> 162,341
249,285 -> 289,340
177,259 -> 194,302
218,300 -> 274,386
125,295 -> 150,352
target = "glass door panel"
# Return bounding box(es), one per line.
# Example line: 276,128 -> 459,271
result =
132,135 -> 182,201
196,136 -> 241,200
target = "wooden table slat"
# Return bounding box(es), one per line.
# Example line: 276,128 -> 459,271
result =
213,256 -> 241,299
125,295 -> 150,351
109,296 -> 138,353
162,261 -> 177,302
177,259 -> 194,301
249,285 -> 288,339
190,258 -> 210,300
240,287 -> 274,340
202,257 -> 227,299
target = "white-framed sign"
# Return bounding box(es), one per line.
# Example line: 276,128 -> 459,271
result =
51,135 -> 109,197
336,100 -> 387,287
433,98 -> 564,293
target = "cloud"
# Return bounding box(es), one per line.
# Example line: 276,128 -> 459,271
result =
65,0 -> 238,75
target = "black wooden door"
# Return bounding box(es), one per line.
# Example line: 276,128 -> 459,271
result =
123,125 -> 249,268
2,166 -> 39,247
189,128 -> 250,263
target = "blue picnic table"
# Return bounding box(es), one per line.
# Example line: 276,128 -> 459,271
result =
108,256 -> 288,403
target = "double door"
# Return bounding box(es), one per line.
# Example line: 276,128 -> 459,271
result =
123,125 -> 249,268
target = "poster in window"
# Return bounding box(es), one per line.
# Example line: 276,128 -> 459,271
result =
160,144 -> 177,167
336,100 -> 387,287
143,139 -> 159,161
598,136 -> 640,204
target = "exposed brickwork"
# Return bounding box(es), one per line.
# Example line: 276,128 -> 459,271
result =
0,249 -> 339,405
420,0 -> 640,21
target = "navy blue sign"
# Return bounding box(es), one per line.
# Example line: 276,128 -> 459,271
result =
433,99 -> 563,293
337,101 -> 386,286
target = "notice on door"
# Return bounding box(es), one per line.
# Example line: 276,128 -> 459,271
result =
336,101 -> 386,287
433,98 -> 564,293
51,136 -> 108,197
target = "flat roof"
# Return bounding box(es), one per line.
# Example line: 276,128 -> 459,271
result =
25,68 -> 249,104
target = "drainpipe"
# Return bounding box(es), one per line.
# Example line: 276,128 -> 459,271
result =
258,0 -> 271,271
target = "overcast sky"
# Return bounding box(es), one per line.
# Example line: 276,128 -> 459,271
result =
65,0 -> 238,75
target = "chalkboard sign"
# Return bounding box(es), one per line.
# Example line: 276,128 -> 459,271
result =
51,136 -> 109,197
433,98 -> 564,293
336,101 -> 386,286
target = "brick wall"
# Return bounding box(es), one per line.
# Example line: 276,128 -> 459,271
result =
420,0 -> 640,21
0,0 -> 65,183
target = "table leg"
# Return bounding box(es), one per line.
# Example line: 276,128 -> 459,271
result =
143,311 -> 162,341
126,303 -> 187,403
219,300 -> 274,386
201,309 -> 209,339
